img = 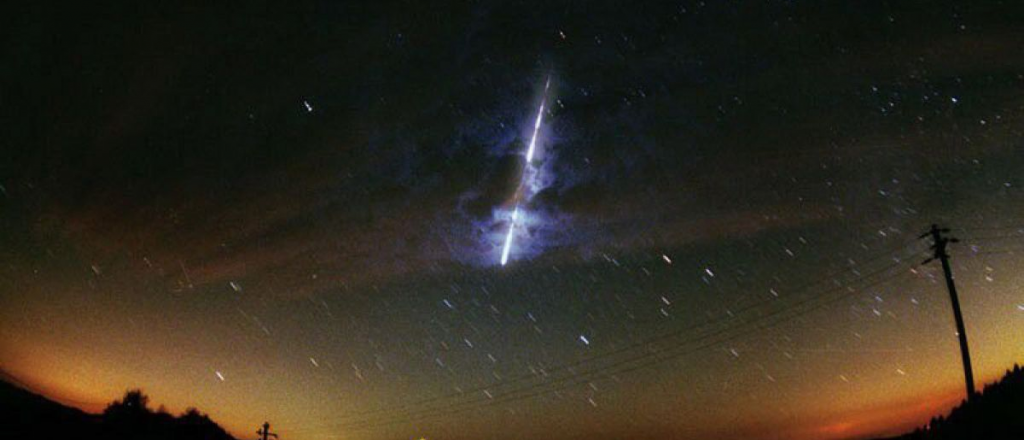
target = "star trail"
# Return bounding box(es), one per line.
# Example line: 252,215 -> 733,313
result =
2,2 -> 1024,440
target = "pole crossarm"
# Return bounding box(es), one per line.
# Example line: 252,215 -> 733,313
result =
257,422 -> 279,440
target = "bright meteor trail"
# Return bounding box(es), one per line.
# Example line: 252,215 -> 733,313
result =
500,207 -> 519,266
500,76 -> 551,266
524,80 -> 549,162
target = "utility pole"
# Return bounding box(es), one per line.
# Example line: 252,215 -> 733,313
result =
257,422 -> 278,440
920,224 -> 976,399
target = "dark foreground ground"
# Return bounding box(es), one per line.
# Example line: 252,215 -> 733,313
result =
876,364 -> 1024,440
0,377 -> 235,440
3,365 -> 1024,440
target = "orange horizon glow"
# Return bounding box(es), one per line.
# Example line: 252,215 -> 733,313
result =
4,252 -> 1024,440
5,353 -> 1019,440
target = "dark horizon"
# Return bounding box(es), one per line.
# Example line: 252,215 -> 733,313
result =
5,365 -> 1023,440
3,1 -> 1024,439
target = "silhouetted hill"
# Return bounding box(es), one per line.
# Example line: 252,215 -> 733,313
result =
878,364 -> 1024,440
0,379 -> 236,440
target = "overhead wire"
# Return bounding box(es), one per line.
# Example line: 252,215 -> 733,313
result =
288,238 -> 922,429
288,243 -> 925,433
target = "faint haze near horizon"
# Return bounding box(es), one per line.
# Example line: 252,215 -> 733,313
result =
3,1 -> 1024,440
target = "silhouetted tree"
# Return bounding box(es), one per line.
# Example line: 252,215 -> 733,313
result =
3,381 -> 236,440
104,389 -> 151,418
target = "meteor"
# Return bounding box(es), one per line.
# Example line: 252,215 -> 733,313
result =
500,207 -> 518,266
500,76 -> 552,266
524,77 -> 551,163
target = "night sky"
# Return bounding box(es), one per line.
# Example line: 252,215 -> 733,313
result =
3,1 -> 1024,439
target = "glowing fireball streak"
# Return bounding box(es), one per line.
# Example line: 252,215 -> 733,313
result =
500,207 -> 519,266
524,78 -> 550,162
500,76 -> 551,266
524,102 -> 545,162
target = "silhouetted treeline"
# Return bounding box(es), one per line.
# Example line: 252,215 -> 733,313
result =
8,365 -> 1024,440
881,364 -> 1024,440
2,380 -> 236,440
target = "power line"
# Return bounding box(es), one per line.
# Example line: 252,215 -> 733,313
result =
959,234 -> 1024,241
960,224 -> 1024,232
292,253 -> 919,433
332,261 -> 916,431
287,241 -> 922,432
973,247 -> 1024,256
287,239 -> 923,429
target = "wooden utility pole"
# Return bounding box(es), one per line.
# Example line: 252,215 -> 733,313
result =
921,224 -> 976,399
257,422 -> 278,440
